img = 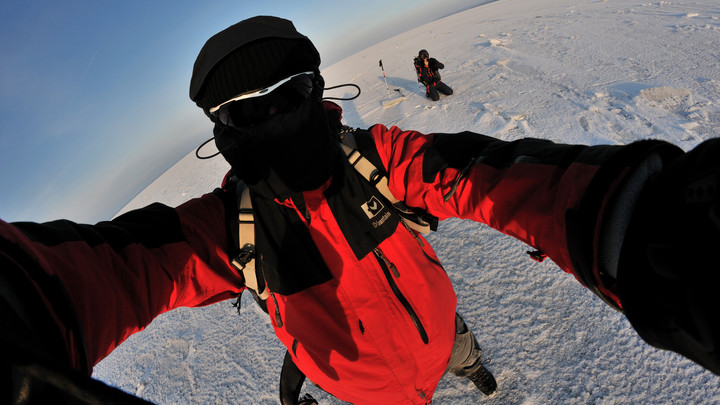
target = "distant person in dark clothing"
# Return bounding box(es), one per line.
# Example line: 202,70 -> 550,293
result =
414,49 -> 453,101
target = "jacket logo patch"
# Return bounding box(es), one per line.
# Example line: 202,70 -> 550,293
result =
361,196 -> 384,219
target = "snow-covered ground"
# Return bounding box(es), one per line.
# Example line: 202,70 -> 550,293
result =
96,0 -> 720,403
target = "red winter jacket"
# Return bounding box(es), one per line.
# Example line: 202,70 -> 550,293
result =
0,116 -> 680,403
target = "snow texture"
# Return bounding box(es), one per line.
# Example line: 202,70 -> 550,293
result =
97,0 -> 720,403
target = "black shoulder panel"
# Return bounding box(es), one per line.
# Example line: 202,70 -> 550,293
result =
252,192 -> 333,296
422,132 -> 607,183
422,131 -> 497,183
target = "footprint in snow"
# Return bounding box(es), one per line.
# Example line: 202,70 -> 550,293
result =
579,116 -> 590,131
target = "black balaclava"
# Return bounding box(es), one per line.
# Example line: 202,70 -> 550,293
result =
189,16 -> 338,194
212,89 -> 339,192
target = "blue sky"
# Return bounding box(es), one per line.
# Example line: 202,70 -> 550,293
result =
0,0 -> 485,223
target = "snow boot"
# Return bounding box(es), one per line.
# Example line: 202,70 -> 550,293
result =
298,393 -> 318,404
467,363 -> 497,396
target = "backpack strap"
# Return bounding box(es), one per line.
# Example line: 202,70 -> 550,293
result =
338,127 -> 438,234
230,184 -> 269,301
339,136 -> 398,204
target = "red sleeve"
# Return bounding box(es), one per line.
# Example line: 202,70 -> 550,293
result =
1,192 -> 244,370
368,124 -> 681,308
369,125 -> 585,271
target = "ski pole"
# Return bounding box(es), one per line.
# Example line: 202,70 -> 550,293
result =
379,60 -> 391,97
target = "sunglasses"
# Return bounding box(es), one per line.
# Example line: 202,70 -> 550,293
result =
210,71 -> 315,127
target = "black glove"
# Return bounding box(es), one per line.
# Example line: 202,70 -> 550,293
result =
618,138 -> 720,374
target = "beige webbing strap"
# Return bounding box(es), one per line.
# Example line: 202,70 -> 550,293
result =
339,135 -> 433,234
339,142 -> 399,204
232,186 -> 269,300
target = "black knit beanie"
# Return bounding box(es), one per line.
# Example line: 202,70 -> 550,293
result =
190,16 -> 321,112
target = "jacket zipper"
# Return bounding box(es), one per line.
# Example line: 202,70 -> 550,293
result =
420,249 -> 442,268
270,292 -> 283,328
373,248 -> 429,344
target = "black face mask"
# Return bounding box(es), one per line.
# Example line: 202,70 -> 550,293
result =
213,94 -> 339,194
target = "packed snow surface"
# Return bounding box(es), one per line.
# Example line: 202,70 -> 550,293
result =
96,0 -> 720,403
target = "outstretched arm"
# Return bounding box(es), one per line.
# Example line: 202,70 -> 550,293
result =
367,124 -> 720,375
1,190 -> 244,374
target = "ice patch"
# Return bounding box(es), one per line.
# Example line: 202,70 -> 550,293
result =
637,86 -> 694,113
638,86 -> 691,102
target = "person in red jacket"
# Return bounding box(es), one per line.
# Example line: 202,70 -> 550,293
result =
195,16 -> 497,403
414,49 -> 453,101
2,14 -> 720,405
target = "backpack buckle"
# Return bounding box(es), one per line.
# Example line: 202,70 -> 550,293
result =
232,244 -> 256,271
